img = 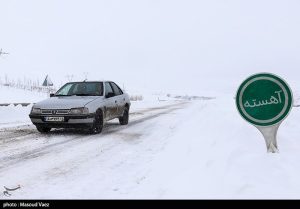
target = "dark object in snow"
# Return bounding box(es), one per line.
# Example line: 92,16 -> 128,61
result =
0,48 -> 9,57
173,95 -> 215,100
13,103 -> 31,107
0,103 -> 31,107
20,103 -> 31,107
42,75 -> 53,86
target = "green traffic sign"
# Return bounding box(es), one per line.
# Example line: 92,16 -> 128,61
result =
236,73 -> 293,126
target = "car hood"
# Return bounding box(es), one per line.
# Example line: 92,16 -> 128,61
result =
34,96 -> 104,109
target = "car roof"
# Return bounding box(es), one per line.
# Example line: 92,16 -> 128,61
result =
66,80 -> 113,83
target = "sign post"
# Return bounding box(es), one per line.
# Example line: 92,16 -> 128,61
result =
236,73 -> 293,153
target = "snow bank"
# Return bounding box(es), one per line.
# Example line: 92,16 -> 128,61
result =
0,105 -> 33,128
0,86 -> 48,103
0,86 -> 47,128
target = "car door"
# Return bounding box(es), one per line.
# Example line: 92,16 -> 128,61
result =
104,82 -> 117,120
110,82 -> 125,117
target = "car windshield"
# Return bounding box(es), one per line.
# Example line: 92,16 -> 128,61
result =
54,82 -> 103,96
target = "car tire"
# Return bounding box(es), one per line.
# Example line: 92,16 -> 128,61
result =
89,110 -> 104,134
36,126 -> 51,133
119,106 -> 129,125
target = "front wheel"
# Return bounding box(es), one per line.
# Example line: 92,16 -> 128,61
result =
119,107 -> 129,125
89,110 -> 104,134
36,126 -> 51,133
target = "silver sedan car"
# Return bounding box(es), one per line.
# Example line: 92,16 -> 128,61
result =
29,81 -> 131,134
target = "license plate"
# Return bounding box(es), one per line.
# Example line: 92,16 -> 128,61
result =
44,117 -> 64,122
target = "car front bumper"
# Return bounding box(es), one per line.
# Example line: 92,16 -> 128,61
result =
29,114 -> 96,128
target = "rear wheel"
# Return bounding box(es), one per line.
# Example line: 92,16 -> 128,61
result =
89,110 -> 104,134
36,126 -> 51,133
119,107 -> 129,125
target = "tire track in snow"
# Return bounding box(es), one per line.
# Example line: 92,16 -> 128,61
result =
0,127 -> 38,142
0,102 -> 187,141
0,102 -> 188,172
103,106 -> 185,135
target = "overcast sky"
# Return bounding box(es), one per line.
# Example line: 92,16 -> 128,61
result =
1,0 -> 300,94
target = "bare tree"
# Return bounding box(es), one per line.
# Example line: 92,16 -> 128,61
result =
83,72 -> 89,80
66,74 -> 74,82
5,74 -> 8,85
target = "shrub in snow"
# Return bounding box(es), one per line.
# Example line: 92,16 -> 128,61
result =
130,95 -> 143,101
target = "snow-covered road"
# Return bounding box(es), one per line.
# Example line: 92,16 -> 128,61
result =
0,100 -> 191,199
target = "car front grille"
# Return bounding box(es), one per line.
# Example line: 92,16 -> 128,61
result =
41,109 -> 70,115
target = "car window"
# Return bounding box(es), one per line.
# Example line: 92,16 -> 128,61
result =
70,83 -> 103,95
86,83 -> 102,95
56,83 -> 73,96
55,82 -> 103,96
71,83 -> 88,95
117,86 -> 123,94
105,82 -> 114,96
110,82 -> 123,96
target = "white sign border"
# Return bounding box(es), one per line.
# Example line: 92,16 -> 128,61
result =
238,76 -> 289,124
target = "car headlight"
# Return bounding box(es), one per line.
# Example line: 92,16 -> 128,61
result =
69,107 -> 89,115
31,108 -> 41,114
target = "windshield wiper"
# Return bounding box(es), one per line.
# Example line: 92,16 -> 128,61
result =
70,93 -> 99,96
53,94 -> 69,97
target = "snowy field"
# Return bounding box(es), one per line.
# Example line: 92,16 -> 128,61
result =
0,86 -> 299,199
0,85 -> 48,103
0,86 -> 48,128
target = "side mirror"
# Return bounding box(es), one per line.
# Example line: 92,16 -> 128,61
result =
106,92 -> 115,98
50,93 -> 55,97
